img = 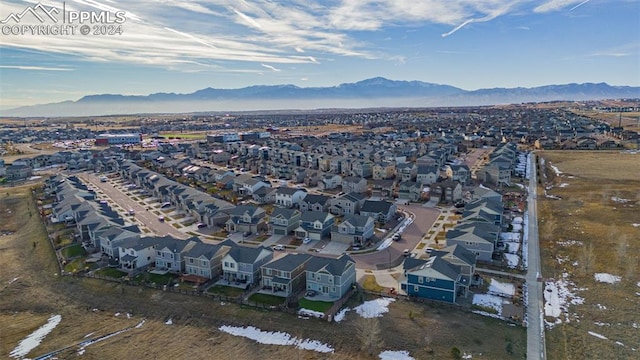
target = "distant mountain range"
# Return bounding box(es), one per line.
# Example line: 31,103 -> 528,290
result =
4,77 -> 639,117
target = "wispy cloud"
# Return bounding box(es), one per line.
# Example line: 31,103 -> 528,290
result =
0,65 -> 73,71
534,0 -> 590,13
261,63 -> 281,72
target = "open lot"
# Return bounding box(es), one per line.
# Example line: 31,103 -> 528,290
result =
0,183 -> 526,359
537,151 -> 640,359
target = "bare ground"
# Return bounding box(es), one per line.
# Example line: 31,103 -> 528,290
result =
0,184 -> 526,359
538,151 -> 640,359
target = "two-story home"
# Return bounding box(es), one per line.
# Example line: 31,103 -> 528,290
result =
397,181 -> 424,202
299,194 -> 331,212
396,163 -> 418,182
305,254 -> 357,301
294,211 -> 335,240
462,198 -> 503,226
154,237 -> 200,273
233,174 -> 271,196
221,245 -> 273,286
445,222 -> 500,262
184,241 -> 234,280
359,200 -> 397,224
445,164 -> 471,185
274,187 -> 307,208
117,236 -> 162,273
429,244 -> 477,279
225,205 -> 266,234
260,253 -> 312,297
269,208 -> 301,236
330,214 -> 374,246
431,180 -> 462,204
341,176 -> 368,193
400,255 -> 467,303
329,192 -> 366,216
318,174 -> 342,191
252,186 -> 277,204
372,162 -> 396,180
416,165 -> 440,185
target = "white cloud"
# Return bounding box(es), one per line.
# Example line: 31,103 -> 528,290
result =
261,63 -> 281,71
534,0 -> 589,13
0,65 -> 73,71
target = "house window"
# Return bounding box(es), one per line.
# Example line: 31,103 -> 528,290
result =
157,251 -> 161,256
413,285 -> 419,292
418,276 -> 423,284
189,258 -> 194,263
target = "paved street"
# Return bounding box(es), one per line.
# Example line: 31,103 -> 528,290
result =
78,172 -> 188,239
352,205 -> 439,270
526,153 -> 546,360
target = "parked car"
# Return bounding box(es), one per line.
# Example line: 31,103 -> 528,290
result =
273,244 -> 285,251
403,249 -> 410,256
158,216 -> 165,222
425,247 -> 434,254
161,202 -> 171,208
196,222 -> 207,228
128,209 -> 135,215
302,237 -> 311,244
392,233 -> 401,241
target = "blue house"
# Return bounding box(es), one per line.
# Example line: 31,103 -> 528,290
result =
304,254 -> 356,301
400,256 -> 467,303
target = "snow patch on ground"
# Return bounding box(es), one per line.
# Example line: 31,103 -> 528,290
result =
165,319 -> 173,325
378,350 -> 415,360
219,325 -> 334,353
511,223 -> 522,232
472,294 -> 508,316
594,273 -> 621,284
333,308 -> 350,322
632,223 -> 640,228
9,314 -> 61,358
558,183 -> 569,188
543,274 -> 585,329
298,308 -> 324,319
611,196 -> 631,203
489,279 -> 515,297
588,331 -> 608,340
501,232 -> 520,241
507,242 -> 520,253
550,164 -> 563,176
504,253 -> 520,268
354,298 -> 396,318
8,277 -> 19,284
557,240 -> 583,247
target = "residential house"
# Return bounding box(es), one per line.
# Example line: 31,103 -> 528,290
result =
429,244 -> 477,278
99,227 -> 140,258
299,194 -> 331,212
370,179 -> 396,199
359,200 -> 397,224
352,160 -> 373,178
225,205 -> 266,234
5,164 -> 32,181
341,176 -> 368,193
252,186 -> 277,204
397,181 -> 424,202
318,174 -> 342,191
329,192 -> 366,216
400,256 -> 467,303
330,214 -> 374,246
462,198 -> 503,226
372,162 -> 396,180
445,222 -> 500,262
416,165 -> 440,185
269,208 -> 301,236
233,174 -> 270,196
274,187 -> 307,208
260,253 -> 312,297
117,237 -> 161,273
294,211 -> 335,240
431,180 -> 462,204
305,254 -> 357,300
445,164 -> 471,185
155,237 -> 200,273
396,163 -> 417,182
184,241 -> 234,280
222,245 -> 274,286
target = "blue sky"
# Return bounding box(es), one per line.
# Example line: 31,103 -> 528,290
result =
0,0 -> 638,109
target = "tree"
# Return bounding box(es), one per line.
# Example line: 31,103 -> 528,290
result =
578,242 -> 596,276
353,316 -> 382,356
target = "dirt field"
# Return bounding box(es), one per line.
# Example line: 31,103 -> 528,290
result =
0,184 -> 526,359
537,151 -> 640,359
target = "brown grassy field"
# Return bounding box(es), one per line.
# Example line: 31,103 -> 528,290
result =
537,151 -> 640,360
0,184 -> 526,359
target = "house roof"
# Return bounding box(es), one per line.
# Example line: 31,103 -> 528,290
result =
305,254 -> 354,276
264,253 -> 311,272
226,245 -> 271,264
342,214 -> 373,228
406,256 -> 461,282
301,194 -> 331,205
360,200 -> 394,214
271,207 -> 300,219
431,244 -> 477,267
300,211 -> 333,223
276,187 -> 306,196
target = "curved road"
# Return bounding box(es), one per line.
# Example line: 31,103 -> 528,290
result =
352,205 -> 440,270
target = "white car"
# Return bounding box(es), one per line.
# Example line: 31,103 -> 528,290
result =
273,244 -> 285,251
302,237 -> 311,244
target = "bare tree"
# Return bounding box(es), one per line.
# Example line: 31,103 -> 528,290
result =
353,316 -> 382,356
578,242 -> 596,276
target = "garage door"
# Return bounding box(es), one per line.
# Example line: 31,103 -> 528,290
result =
274,228 -> 286,235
